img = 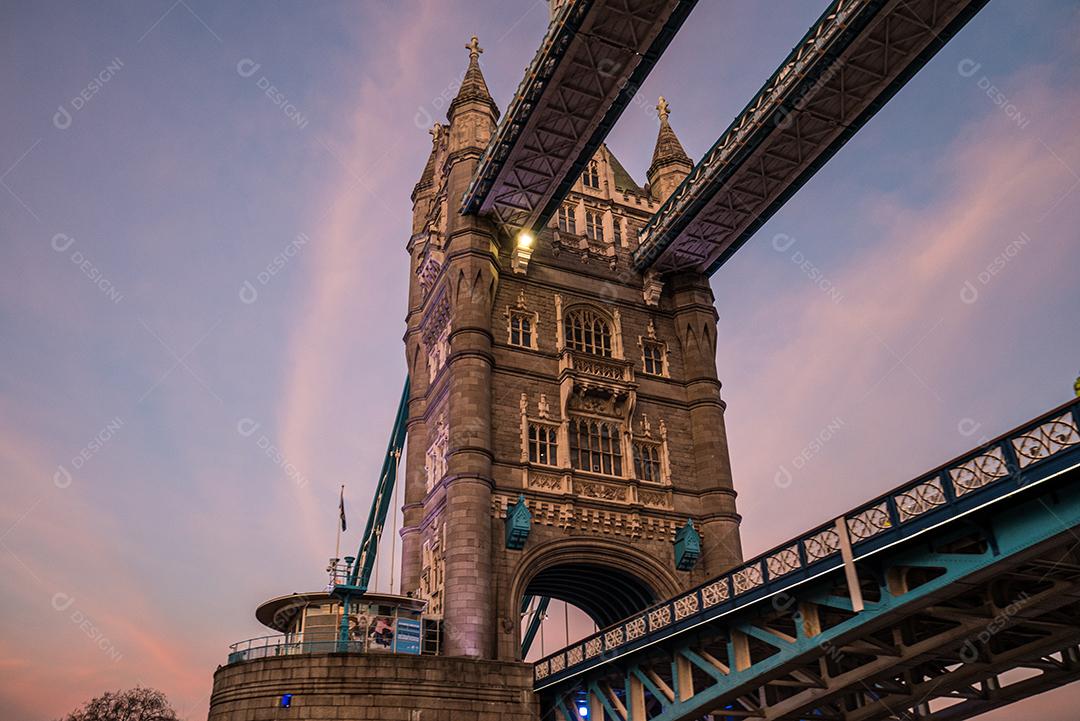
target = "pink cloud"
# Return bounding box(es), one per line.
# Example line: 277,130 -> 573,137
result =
721,64 -> 1080,557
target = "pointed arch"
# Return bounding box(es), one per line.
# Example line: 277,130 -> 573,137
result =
562,303 -> 615,357
681,321 -> 698,354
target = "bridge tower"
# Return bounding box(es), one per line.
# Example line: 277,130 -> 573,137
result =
401,38 -> 743,662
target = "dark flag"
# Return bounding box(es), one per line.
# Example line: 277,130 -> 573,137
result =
339,486 -> 347,532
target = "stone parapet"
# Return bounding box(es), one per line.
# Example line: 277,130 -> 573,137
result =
208,654 -> 537,721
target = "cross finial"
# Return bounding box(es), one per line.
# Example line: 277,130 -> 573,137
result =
467,36 -> 483,61
656,96 -> 670,123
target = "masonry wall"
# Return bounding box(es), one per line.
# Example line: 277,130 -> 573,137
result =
208,655 -> 537,721
401,57 -> 743,663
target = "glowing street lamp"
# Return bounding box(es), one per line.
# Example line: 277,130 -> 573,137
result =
511,230 -> 535,274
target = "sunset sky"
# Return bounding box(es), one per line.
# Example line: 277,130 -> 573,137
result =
2,1 -> 1079,718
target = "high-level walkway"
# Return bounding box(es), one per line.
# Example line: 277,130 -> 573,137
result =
633,0 -> 990,276
461,0 -> 696,233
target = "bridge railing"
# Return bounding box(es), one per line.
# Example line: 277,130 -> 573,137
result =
225,625 -> 441,665
534,396 -> 1080,687
226,635 -> 362,665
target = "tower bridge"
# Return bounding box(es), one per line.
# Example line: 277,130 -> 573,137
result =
207,1 -> 1080,719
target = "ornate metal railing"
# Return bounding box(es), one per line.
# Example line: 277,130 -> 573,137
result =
534,396 -> 1080,688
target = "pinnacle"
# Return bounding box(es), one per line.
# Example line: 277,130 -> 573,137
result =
448,35 -> 500,121
648,96 -> 691,179
412,124 -> 442,200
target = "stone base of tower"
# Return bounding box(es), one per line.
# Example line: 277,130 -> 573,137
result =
208,654 -> 538,721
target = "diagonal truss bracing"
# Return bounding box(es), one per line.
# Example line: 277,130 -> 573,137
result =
461,0 -> 697,235
633,0 -> 991,276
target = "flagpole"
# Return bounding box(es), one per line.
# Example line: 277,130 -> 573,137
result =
335,484 -> 344,580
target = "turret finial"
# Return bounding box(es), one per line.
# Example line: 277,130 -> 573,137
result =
467,36 -> 483,61
656,96 -> 671,123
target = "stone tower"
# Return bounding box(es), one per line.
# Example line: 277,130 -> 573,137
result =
400,39 -> 742,662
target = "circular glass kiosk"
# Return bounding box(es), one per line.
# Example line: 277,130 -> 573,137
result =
227,591 -> 439,664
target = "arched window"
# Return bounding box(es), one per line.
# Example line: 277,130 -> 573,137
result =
557,205 -> 575,233
569,417 -> 623,476
509,310 -> 533,348
585,210 -> 603,242
528,424 -> 558,466
563,307 -> 612,357
633,442 -> 661,482
582,160 -> 600,189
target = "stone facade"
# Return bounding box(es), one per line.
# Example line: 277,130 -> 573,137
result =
400,41 -> 743,663
208,655 -> 536,720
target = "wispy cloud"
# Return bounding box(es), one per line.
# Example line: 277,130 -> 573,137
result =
722,63 -> 1080,553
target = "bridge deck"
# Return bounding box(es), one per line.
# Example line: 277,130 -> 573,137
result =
535,397 -> 1080,720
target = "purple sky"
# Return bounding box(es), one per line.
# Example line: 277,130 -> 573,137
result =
2,1 -> 1079,718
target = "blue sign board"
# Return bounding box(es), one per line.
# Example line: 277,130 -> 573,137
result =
394,618 -> 422,655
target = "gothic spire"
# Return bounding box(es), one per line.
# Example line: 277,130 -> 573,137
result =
448,36 -> 500,121
648,96 -> 691,178
647,96 -> 692,202
411,123 -> 442,201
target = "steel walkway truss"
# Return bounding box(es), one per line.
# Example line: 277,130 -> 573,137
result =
633,0 -> 991,276
461,0 -> 696,235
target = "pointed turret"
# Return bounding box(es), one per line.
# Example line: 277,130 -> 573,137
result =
411,123 -> 441,204
647,96 -> 693,203
447,36 -> 500,123
410,123 -> 444,238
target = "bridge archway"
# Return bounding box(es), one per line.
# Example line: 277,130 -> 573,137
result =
510,538 -> 681,657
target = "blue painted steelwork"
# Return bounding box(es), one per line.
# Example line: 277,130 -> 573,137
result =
546,481 -> 1080,719
673,520 -> 700,571
534,398 -> 1080,703
333,378 -> 410,647
521,595 -> 552,659
506,494 -> 533,550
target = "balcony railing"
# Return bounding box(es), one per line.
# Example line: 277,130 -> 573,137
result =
226,635 -> 363,665
226,617 -> 442,665
559,349 -> 634,383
